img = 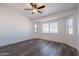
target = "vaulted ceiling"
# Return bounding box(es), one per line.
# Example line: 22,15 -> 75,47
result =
1,3 -> 78,20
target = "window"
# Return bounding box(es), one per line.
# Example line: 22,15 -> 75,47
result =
42,22 -> 58,33
66,18 -> 73,34
34,24 -> 38,32
50,23 -> 58,33
42,23 -> 49,33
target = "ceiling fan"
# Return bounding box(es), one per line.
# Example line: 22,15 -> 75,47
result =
24,3 -> 45,14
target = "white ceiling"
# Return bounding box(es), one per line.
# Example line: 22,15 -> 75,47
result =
1,3 -> 78,20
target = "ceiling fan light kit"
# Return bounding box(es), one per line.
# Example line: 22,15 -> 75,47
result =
32,8 -> 37,13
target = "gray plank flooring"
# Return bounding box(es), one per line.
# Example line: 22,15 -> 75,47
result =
0,38 -> 78,56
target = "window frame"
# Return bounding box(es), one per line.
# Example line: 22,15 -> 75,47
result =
66,17 -> 73,35
42,22 -> 58,33
34,24 -> 38,33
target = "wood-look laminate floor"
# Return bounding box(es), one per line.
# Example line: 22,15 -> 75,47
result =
0,38 -> 78,56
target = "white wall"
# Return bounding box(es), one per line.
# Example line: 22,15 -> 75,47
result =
33,9 -> 78,48
0,5 -> 33,46
77,4 -> 79,51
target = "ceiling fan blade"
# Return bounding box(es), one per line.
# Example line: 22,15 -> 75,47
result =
38,11 -> 42,13
30,3 -> 34,7
34,4 -> 37,8
24,9 -> 32,10
37,5 -> 45,9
